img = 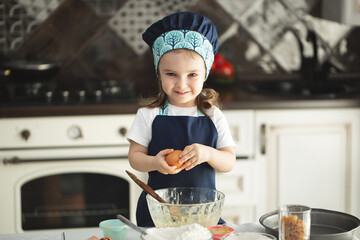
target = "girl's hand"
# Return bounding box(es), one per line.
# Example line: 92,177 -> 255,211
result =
156,149 -> 182,175
179,144 -> 210,171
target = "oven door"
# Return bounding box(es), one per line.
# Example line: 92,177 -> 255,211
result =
0,151 -> 145,234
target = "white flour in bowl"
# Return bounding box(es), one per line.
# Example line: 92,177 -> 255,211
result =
143,223 -> 212,240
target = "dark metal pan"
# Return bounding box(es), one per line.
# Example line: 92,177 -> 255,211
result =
259,208 -> 360,240
1,59 -> 61,83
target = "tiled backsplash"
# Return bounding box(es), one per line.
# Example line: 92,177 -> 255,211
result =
108,0 -> 199,55
0,0 -> 359,92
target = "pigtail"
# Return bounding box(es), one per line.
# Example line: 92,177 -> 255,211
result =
197,88 -> 221,117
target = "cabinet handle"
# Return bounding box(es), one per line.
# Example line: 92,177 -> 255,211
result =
21,129 -> 31,141
237,175 -> 243,191
260,124 -> 266,154
119,127 -> 128,137
232,126 -> 240,142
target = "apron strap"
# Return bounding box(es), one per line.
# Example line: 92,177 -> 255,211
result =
159,100 -> 169,115
159,99 -> 204,116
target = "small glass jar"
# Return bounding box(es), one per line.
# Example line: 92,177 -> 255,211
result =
278,204 -> 311,240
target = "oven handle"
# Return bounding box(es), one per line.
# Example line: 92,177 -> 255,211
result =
3,155 -> 129,165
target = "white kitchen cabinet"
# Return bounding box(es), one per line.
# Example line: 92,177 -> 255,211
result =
254,108 -> 360,219
223,110 -> 255,157
217,110 -> 258,224
216,160 -> 259,224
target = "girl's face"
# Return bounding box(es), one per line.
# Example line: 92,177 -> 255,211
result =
158,49 -> 205,107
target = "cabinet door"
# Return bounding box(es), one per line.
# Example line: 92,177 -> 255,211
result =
216,160 -> 258,224
223,110 -> 254,157
221,206 -> 256,225
255,109 -> 360,217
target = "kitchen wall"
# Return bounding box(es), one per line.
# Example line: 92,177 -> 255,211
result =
1,0 -> 359,97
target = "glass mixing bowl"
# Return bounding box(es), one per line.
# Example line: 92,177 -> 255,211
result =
146,187 -> 225,228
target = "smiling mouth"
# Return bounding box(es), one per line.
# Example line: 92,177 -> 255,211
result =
176,91 -> 189,95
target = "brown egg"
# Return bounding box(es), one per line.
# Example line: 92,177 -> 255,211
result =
165,150 -> 183,169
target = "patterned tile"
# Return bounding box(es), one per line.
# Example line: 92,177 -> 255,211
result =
158,0 -> 199,15
188,0 -> 234,37
1,0 -> 63,53
215,0 -> 253,18
265,14 -> 352,73
219,27 -> 270,75
258,53 -> 281,74
303,15 -> 352,50
108,0 -> 165,55
0,0 -> 359,76
281,0 -> 318,15
17,0 -> 62,21
269,21 -> 309,72
108,0 -> 199,55
85,0 -> 127,19
237,0 -> 299,51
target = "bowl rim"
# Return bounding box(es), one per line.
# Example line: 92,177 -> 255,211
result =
99,219 -> 129,231
220,232 -> 277,239
145,187 -> 225,206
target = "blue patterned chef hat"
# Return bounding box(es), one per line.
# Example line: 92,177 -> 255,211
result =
142,12 -> 219,80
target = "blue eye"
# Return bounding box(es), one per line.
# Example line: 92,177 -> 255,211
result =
166,72 -> 176,76
189,73 -> 197,77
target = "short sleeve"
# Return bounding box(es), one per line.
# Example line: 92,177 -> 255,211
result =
210,107 -> 236,149
127,107 -> 157,147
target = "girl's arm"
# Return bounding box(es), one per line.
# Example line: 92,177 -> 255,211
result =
179,144 -> 235,172
128,140 -> 180,174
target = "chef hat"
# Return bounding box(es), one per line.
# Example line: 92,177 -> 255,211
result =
142,12 -> 219,79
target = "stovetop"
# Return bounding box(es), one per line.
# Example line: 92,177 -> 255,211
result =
0,79 -> 138,107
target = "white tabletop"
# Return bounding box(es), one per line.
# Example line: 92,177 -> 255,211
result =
0,223 -> 358,240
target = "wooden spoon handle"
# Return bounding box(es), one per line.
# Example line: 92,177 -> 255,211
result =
125,170 -> 168,203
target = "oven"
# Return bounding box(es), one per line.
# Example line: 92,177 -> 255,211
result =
0,114 -> 145,234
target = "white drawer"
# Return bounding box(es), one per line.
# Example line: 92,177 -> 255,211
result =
223,110 -> 254,157
216,161 -> 257,206
221,205 -> 256,224
0,115 -> 135,148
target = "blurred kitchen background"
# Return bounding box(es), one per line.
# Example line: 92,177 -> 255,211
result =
1,0 -> 360,235
1,0 -> 359,104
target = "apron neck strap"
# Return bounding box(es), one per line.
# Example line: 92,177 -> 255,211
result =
159,100 -> 204,116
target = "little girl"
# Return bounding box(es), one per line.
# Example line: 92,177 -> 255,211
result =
127,12 -> 236,227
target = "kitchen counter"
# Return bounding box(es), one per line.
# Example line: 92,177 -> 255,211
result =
0,223 -> 270,240
1,95 -> 360,118
1,79 -> 360,118
1,223 -> 359,240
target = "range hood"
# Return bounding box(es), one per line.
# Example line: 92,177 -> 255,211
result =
321,0 -> 360,25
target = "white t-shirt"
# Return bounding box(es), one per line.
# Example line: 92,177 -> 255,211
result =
127,103 -> 236,150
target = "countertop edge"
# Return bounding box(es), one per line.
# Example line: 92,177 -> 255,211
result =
1,99 -> 360,118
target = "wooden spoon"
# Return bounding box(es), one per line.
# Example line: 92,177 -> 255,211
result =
125,170 -> 182,221
125,170 -> 167,203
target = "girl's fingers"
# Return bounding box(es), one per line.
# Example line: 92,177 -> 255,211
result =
179,149 -> 195,164
162,148 -> 174,156
183,157 -> 198,170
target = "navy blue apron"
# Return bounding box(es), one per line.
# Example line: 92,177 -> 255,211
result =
136,102 -> 225,226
